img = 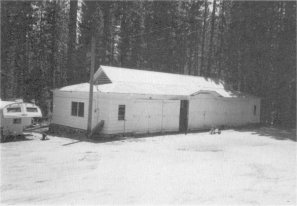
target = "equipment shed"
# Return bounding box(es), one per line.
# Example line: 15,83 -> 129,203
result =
51,66 -> 260,136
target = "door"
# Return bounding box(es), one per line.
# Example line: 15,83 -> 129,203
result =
179,100 -> 189,132
132,100 -> 149,133
162,100 -> 180,132
132,100 -> 163,134
147,101 -> 162,133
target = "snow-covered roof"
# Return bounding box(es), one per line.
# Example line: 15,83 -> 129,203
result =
58,66 -> 254,98
0,100 -> 42,118
95,65 -> 225,89
0,100 -> 16,110
58,83 -> 99,92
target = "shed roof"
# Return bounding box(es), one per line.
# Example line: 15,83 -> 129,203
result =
94,65 -> 225,89
58,66 -> 255,98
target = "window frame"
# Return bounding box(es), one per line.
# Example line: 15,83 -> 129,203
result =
26,107 -> 38,113
71,101 -> 84,117
78,102 -> 84,117
7,107 -> 21,113
71,102 -> 78,116
118,105 -> 126,121
13,118 -> 22,124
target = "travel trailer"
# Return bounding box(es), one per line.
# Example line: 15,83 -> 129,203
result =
0,100 -> 42,141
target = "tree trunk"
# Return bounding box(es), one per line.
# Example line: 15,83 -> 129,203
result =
200,0 -> 208,76
67,0 -> 78,84
102,2 -> 111,65
206,0 -> 217,77
51,1 -> 57,89
217,0 -> 225,78
119,2 -> 129,67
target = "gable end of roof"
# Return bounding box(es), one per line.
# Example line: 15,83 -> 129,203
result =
93,68 -> 112,85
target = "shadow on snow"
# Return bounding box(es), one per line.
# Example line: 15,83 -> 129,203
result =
234,126 -> 296,142
48,125 -> 296,146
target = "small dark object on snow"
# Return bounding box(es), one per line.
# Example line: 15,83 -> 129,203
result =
41,133 -> 48,141
209,127 -> 221,135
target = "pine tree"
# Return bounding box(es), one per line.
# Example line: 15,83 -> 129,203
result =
67,0 -> 78,84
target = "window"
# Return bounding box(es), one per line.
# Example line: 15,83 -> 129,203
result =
71,102 -> 84,117
26,107 -> 38,112
71,102 -> 78,116
78,103 -> 84,117
253,105 -> 257,115
7,107 -> 21,113
13,118 -> 21,124
118,105 -> 125,120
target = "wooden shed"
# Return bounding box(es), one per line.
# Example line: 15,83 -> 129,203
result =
51,66 -> 260,136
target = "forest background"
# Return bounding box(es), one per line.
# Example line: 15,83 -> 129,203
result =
1,0 -> 296,127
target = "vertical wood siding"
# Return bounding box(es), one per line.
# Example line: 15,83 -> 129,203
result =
52,91 -> 110,132
52,91 -> 261,135
188,95 -> 261,130
104,98 -> 180,134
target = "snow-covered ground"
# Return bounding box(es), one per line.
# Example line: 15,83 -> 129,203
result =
1,127 -> 296,205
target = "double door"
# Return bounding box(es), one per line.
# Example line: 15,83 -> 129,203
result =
132,100 -> 180,134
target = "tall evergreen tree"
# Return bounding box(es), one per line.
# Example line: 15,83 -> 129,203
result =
1,0 -> 295,127
67,0 -> 78,84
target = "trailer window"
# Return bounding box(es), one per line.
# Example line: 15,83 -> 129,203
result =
253,105 -> 257,115
7,107 -> 21,113
13,118 -> 21,124
118,105 -> 125,121
71,102 -> 84,117
26,107 -> 38,112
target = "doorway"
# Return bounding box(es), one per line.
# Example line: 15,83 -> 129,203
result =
179,100 -> 189,133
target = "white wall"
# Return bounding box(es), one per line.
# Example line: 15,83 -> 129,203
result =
101,96 -> 131,134
53,91 -> 88,130
22,117 -> 32,128
52,90 -> 260,135
103,97 -> 180,135
52,91 -> 110,133
1,118 -> 24,135
0,109 -> 32,136
91,93 -> 111,133
188,95 -> 261,130
161,100 -> 180,132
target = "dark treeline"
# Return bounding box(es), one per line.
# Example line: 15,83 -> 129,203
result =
1,0 -> 296,127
